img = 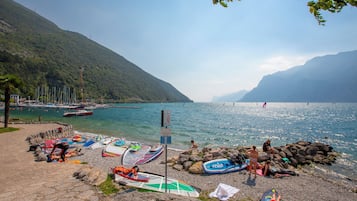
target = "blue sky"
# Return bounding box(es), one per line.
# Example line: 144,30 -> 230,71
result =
14,0 -> 357,102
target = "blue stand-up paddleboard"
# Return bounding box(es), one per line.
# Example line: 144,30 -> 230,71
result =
203,158 -> 248,174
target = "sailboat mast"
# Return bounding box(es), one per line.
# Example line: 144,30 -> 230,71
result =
80,67 -> 84,103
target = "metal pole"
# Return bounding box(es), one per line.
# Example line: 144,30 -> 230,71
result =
165,143 -> 168,193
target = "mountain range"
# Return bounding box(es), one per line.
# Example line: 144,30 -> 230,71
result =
240,50 -> 357,102
212,90 -> 248,102
0,0 -> 191,103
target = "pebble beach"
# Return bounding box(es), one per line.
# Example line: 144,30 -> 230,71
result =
0,123 -> 356,201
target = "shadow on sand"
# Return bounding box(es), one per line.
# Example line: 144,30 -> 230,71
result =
242,174 -> 256,187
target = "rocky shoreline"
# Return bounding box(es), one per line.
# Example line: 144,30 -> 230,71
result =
21,124 -> 357,200
170,140 -> 339,175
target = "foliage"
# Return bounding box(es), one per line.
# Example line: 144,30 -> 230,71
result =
0,0 -> 191,103
0,74 -> 23,128
0,127 -> 19,133
307,0 -> 357,25
98,174 -> 119,195
213,0 -> 357,25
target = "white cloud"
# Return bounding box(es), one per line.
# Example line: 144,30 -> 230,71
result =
258,55 -> 312,74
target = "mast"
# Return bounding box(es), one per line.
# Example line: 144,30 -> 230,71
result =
80,67 -> 85,103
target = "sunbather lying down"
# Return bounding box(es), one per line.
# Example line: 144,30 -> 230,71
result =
262,160 -> 298,178
48,147 -> 82,162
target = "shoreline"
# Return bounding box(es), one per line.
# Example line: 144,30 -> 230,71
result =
1,123 -> 356,201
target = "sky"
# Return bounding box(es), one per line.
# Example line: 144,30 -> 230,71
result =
14,0 -> 357,102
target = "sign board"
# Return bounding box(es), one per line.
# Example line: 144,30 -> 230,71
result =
160,128 -> 171,136
161,110 -> 171,128
160,136 -> 172,144
160,127 -> 171,144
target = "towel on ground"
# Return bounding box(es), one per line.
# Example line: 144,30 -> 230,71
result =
209,183 -> 240,201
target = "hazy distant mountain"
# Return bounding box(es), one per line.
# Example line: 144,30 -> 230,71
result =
212,90 -> 248,102
241,50 -> 357,102
0,0 -> 191,103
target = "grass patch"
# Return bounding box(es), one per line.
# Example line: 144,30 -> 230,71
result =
137,188 -> 156,193
98,174 -> 119,195
0,127 -> 19,134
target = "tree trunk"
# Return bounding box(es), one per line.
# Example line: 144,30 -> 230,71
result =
4,86 -> 10,128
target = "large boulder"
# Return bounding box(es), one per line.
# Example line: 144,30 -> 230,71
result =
258,153 -> 270,162
211,150 -> 224,158
188,161 -> 203,174
297,149 -> 306,156
189,155 -> 203,162
289,157 -> 298,167
173,164 -> 184,171
282,148 -> 293,158
279,151 -> 286,158
313,154 -> 326,164
306,146 -> 318,156
167,156 -> 179,164
183,161 -> 193,170
73,166 -> 109,186
294,154 -> 306,164
203,153 -> 213,162
178,154 -> 190,165
273,154 -> 282,161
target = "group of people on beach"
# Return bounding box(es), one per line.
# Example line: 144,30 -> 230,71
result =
247,139 -> 291,181
47,140 -> 83,162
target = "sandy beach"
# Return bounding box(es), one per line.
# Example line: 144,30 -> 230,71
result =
0,123 -> 356,201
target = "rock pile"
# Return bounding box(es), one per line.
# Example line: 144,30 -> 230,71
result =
73,166 -> 107,186
267,141 -> 339,168
25,124 -> 74,161
168,141 -> 339,174
25,124 -> 73,147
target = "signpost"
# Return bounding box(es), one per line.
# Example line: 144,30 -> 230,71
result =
160,110 -> 171,193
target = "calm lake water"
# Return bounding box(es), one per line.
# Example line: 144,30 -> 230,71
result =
5,102 -> 357,181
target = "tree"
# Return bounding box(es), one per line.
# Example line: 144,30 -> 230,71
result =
0,74 -> 22,128
213,0 -> 357,25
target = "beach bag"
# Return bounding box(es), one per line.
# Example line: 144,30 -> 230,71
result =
46,154 -> 53,163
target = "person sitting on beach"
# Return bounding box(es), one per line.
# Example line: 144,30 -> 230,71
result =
262,161 -> 296,178
191,140 -> 198,149
247,145 -> 259,178
49,141 -> 69,162
263,139 -> 273,154
262,160 -> 274,177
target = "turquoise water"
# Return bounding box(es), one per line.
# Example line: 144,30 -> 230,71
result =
5,102 -> 357,180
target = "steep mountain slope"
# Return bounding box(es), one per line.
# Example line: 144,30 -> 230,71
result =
241,50 -> 357,102
0,0 -> 191,102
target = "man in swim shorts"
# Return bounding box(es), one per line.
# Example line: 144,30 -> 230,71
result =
247,145 -> 258,178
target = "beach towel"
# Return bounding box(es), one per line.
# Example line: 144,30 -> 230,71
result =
209,183 -> 240,201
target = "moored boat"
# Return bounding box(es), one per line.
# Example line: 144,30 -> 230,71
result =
63,110 -> 93,117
